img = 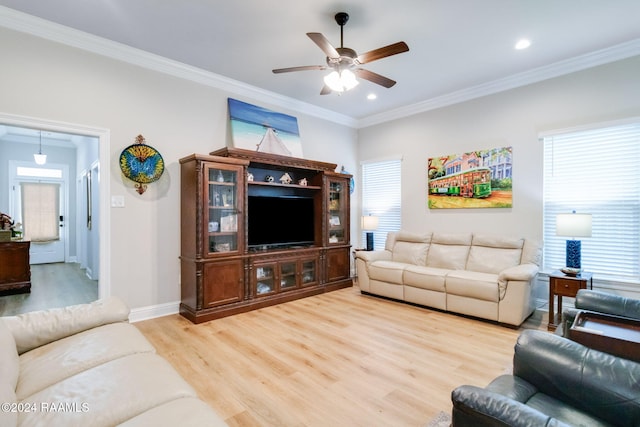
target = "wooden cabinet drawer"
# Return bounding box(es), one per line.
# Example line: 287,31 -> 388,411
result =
552,278 -> 582,297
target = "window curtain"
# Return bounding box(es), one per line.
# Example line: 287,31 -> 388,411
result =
361,158 -> 402,250
542,121 -> 640,282
21,182 -> 60,242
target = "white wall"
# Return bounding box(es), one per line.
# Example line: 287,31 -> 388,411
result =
0,27 -> 358,312
357,55 -> 640,298
358,56 -> 640,240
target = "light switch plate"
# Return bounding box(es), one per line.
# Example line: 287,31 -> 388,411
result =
111,195 -> 125,208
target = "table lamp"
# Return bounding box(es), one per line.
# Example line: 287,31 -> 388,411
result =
361,215 -> 379,251
556,211 -> 592,269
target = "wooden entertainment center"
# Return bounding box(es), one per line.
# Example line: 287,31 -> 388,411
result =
179,148 -> 352,323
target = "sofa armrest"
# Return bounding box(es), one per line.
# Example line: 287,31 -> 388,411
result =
498,263 -> 538,283
557,307 -> 580,337
576,289 -> 640,320
514,330 -> 640,425
353,250 -> 391,263
2,297 -> 130,354
451,385 -> 570,427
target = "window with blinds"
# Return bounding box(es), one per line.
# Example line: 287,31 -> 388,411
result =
542,121 -> 640,283
361,158 -> 402,250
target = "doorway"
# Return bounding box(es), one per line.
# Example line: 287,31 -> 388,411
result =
9,162 -> 68,264
0,112 -> 111,303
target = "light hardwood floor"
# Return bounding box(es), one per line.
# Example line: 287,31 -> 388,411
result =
0,262 -> 98,316
135,286 -> 546,426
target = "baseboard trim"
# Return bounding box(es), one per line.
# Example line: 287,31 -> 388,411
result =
129,301 -> 180,323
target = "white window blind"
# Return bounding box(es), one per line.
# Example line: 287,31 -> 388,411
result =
21,182 -> 61,242
542,121 -> 640,282
361,159 -> 402,250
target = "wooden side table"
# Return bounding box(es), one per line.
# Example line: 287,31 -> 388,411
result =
547,270 -> 593,331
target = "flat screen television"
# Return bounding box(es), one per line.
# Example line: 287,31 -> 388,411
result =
247,195 -> 315,249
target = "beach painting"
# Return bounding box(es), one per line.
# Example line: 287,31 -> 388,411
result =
228,98 -> 303,158
427,146 -> 513,209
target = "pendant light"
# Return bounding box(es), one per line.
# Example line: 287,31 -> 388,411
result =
34,131 -> 47,165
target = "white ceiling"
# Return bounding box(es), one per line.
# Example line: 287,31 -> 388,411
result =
1,1 -> 640,124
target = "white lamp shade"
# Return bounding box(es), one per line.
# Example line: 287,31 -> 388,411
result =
361,215 -> 379,231
33,153 -> 47,165
556,213 -> 592,238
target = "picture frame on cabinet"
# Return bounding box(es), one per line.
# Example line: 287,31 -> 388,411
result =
220,214 -> 237,232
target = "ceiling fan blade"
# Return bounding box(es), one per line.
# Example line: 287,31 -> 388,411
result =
320,84 -> 332,95
272,65 -> 326,74
307,32 -> 340,58
355,41 -> 409,65
355,68 -> 397,88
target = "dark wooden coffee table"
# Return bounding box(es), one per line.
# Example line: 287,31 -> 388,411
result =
569,310 -> 640,363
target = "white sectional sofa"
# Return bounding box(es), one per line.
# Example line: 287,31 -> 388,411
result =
0,297 -> 227,427
354,231 -> 541,326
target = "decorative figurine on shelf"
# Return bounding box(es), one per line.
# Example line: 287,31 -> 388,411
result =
279,173 -> 292,184
0,212 -> 14,241
0,212 -> 13,230
216,170 -> 224,182
119,134 -> 165,195
298,178 -> 308,186
265,175 -> 275,183
247,172 -> 254,182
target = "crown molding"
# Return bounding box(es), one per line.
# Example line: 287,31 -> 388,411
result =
357,38 -> 640,128
1,6 -> 638,131
0,6 -> 358,128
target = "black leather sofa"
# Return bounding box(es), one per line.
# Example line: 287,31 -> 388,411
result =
558,289 -> 640,337
451,329 -> 640,426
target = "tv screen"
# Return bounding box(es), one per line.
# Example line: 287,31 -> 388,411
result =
248,196 -> 315,248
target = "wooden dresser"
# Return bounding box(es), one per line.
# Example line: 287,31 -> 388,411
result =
0,240 -> 31,294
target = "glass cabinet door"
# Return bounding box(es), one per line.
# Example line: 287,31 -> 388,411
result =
300,258 -> 317,287
327,178 -> 347,245
279,261 -> 297,290
205,164 -> 241,256
255,265 -> 276,296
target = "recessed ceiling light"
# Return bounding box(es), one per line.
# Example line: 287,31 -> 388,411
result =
515,39 -> 531,50
367,93 -> 377,100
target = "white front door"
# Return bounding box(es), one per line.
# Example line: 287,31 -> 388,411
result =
10,163 -> 68,264
24,182 -> 65,264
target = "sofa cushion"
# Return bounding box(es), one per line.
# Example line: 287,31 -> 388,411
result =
118,397 -> 228,427
392,241 -> 430,265
526,392 -> 610,427
0,320 -> 18,427
369,261 -> 406,285
446,270 -> 500,302
466,234 -> 524,274
16,322 -> 155,400
18,353 -> 198,427
403,265 -> 449,292
472,234 -> 524,250
466,246 -> 522,275
3,297 -> 130,354
426,233 -> 472,270
390,232 -> 431,265
0,320 -> 19,392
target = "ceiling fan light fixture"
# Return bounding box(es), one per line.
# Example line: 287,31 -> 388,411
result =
324,69 -> 359,92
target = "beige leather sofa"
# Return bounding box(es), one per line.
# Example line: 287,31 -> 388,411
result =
0,297 -> 227,427
355,232 -> 541,326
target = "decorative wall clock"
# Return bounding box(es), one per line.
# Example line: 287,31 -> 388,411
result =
119,134 -> 165,194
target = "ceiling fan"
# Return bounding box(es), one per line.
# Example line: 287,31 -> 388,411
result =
272,12 -> 409,95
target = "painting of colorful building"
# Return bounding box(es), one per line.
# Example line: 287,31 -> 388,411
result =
428,146 -> 512,208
